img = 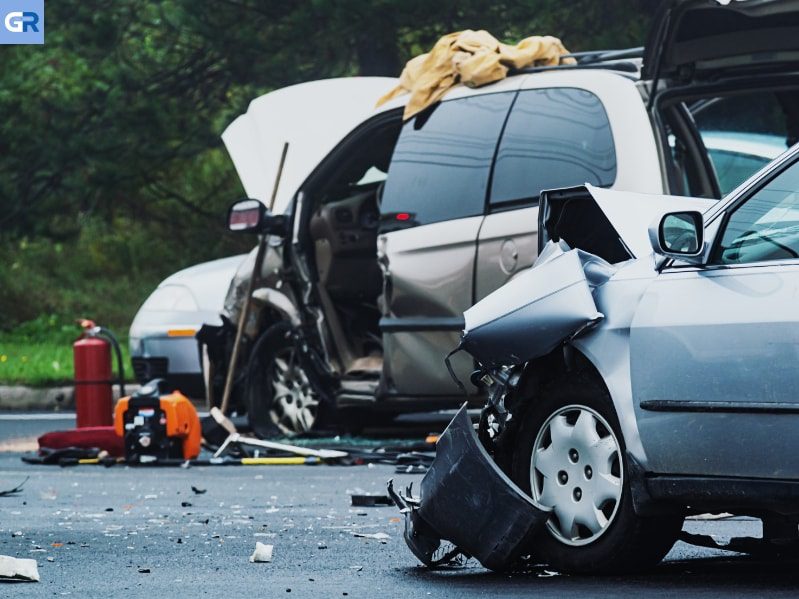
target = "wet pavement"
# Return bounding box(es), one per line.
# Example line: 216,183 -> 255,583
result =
1,414 -> 798,598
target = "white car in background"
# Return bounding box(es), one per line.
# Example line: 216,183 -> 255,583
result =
702,131 -> 786,195
129,254 -> 247,399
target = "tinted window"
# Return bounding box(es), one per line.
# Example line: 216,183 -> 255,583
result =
490,88 -> 616,206
692,93 -> 790,193
381,93 -> 514,226
714,159 -> 799,265
707,149 -> 770,195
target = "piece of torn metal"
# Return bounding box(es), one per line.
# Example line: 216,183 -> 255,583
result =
388,404 -> 549,571
0,555 -> 40,582
209,408 -> 347,460
249,542 -> 274,563
461,243 -> 615,368
214,433 -> 348,460
0,477 -> 28,498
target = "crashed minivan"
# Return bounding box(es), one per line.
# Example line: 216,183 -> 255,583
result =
390,10 -> 799,574
210,0 -> 799,436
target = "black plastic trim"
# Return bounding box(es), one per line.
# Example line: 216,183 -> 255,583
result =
646,474 -> 799,515
379,316 -> 465,332
640,400 -> 799,414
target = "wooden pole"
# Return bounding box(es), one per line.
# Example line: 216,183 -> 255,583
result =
219,142 -> 289,415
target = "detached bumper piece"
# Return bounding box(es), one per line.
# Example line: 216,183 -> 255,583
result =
388,404 -> 550,571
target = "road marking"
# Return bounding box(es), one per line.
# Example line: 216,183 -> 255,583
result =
0,412 -> 210,420
0,413 -> 76,420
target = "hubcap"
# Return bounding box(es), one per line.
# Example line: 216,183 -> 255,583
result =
530,404 -> 623,546
269,348 -> 319,435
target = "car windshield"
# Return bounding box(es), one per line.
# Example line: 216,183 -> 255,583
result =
716,159 -> 799,264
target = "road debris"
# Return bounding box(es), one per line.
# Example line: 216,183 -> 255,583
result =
249,542 -> 273,563
0,555 -> 40,582
0,476 -> 28,497
351,532 -> 390,541
351,494 -> 394,507
191,486 -> 207,494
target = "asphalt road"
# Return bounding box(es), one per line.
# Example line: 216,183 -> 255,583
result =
1,415 -> 798,598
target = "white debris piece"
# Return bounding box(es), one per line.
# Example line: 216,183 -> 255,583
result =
351,532 -> 389,540
0,555 -> 40,582
249,542 -> 273,563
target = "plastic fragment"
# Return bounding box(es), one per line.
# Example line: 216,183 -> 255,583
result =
0,556 -> 40,582
249,542 -> 273,563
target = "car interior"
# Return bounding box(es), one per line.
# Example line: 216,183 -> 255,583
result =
301,117 -> 402,379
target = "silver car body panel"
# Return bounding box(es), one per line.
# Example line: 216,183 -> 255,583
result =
631,261 -> 799,478
462,245 -> 611,368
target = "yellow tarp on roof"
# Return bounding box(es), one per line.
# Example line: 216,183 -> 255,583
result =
378,30 -> 575,120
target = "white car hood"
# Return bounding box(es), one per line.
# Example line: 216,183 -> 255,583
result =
586,184 -> 717,258
222,77 -> 398,216
541,184 -> 718,262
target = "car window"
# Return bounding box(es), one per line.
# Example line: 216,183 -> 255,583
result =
490,88 -> 616,207
714,159 -> 799,265
692,94 -> 790,194
707,149 -> 770,196
380,92 -> 514,226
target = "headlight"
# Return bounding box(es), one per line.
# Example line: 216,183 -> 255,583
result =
140,285 -> 199,312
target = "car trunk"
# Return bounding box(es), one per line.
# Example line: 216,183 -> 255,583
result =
643,0 -> 799,85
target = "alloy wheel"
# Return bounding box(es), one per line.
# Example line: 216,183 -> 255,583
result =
269,348 -> 319,435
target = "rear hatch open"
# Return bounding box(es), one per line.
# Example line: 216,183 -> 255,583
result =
643,0 -> 799,84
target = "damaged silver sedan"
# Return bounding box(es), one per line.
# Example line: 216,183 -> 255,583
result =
393,143 -> 799,574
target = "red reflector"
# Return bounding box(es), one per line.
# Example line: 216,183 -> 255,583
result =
396,212 -> 411,221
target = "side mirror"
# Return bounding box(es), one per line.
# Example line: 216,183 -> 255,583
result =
227,199 -> 286,236
649,210 -> 704,262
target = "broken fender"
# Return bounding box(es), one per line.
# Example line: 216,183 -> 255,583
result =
461,244 -> 614,368
388,404 -> 549,571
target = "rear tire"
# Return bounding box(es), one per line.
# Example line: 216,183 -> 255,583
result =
245,322 -> 329,438
511,375 -> 682,574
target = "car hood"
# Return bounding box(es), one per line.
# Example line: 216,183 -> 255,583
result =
642,0 -> 799,83
222,77 -> 398,216
539,184 -> 717,263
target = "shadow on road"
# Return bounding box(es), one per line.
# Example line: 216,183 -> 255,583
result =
398,553 -> 799,596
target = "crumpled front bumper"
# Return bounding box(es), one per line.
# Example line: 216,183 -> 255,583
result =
388,404 -> 550,571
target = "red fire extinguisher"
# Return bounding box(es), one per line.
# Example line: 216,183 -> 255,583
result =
73,320 -> 126,429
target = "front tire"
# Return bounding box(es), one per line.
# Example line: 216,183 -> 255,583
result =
511,375 -> 681,574
245,322 -> 327,437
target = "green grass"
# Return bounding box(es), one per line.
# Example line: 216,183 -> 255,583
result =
0,315 -> 132,387
0,341 -> 76,386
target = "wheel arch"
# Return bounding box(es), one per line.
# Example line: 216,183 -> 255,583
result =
513,342 -> 669,517
516,340 -> 648,469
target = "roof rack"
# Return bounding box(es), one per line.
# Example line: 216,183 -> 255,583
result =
562,47 -> 644,65
509,47 -> 644,79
